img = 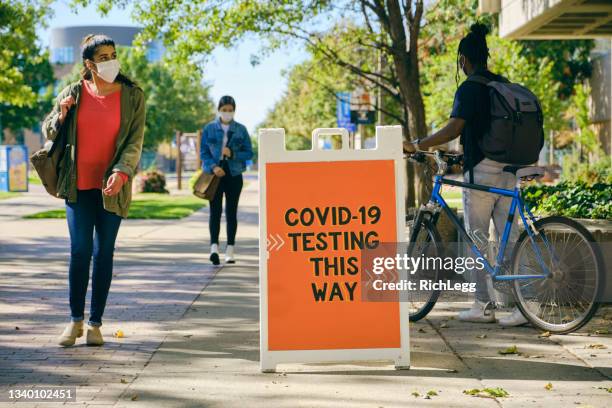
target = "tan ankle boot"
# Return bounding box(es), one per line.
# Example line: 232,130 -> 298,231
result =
58,321 -> 84,347
86,325 -> 104,346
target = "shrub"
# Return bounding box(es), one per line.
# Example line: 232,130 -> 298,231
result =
522,181 -> 611,220
134,170 -> 169,194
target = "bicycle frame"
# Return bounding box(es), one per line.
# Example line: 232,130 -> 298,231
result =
414,174 -> 551,281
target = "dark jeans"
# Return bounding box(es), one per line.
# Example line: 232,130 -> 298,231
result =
209,173 -> 243,246
66,189 -> 122,326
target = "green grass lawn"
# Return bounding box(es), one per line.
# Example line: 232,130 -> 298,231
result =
0,192 -> 22,200
24,193 -> 206,219
28,172 -> 42,185
441,188 -> 463,210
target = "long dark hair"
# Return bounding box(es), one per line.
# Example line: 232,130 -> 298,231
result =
218,95 -> 236,111
456,22 -> 490,84
80,34 -> 137,87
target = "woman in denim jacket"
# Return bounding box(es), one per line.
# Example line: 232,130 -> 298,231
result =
200,96 -> 253,265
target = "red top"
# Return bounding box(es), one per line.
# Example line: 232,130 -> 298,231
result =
76,80 -> 128,190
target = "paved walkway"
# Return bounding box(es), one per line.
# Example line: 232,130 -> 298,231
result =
0,178 -> 610,407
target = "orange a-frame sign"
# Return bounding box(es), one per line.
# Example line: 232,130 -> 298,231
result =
258,127 -> 409,372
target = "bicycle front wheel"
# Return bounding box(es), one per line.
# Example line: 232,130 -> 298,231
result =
511,216 -> 605,334
407,218 -> 442,322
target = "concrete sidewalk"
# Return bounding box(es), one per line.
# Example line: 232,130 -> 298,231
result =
115,180 -> 611,408
0,178 -> 611,407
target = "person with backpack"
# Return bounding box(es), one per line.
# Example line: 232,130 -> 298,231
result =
42,34 -> 145,346
201,96 -> 253,265
404,23 -> 544,327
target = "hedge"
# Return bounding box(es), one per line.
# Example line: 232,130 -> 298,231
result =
522,182 -> 611,220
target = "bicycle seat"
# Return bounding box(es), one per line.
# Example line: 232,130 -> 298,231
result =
503,165 -> 545,179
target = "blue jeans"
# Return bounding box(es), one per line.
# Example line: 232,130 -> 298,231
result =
66,189 -> 122,326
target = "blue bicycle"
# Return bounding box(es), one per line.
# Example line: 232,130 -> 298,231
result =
406,151 -> 605,334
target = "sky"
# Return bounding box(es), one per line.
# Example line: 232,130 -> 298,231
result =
37,1 -> 308,133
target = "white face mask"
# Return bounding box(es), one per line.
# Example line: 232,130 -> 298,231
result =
219,111 -> 234,123
94,59 -> 121,83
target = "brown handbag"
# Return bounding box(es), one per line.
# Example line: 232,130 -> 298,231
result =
30,109 -> 73,198
193,170 -> 220,200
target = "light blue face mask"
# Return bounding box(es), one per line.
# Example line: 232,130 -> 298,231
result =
219,111 -> 235,123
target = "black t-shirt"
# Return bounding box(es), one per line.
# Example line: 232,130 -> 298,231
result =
450,69 -> 507,177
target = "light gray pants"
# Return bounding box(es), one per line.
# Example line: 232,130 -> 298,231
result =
462,159 -> 519,303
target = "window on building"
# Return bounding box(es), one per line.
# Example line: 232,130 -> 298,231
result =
51,47 -> 74,64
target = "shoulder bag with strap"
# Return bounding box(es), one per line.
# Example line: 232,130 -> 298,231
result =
193,127 -> 234,200
30,94 -> 77,198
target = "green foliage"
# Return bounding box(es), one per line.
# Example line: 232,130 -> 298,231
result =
523,182 -> 612,220
59,47 -> 215,149
134,169 -> 169,193
0,0 -> 54,129
422,35 -> 563,133
260,23 -> 379,148
75,0 -> 332,62
520,40 -> 593,99
561,82 -> 609,183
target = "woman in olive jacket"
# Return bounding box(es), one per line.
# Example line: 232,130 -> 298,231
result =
42,34 -> 145,347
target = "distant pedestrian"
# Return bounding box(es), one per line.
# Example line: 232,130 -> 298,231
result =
200,96 -> 253,265
42,34 -> 145,346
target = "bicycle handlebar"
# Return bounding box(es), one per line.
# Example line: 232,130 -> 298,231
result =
404,150 -> 463,167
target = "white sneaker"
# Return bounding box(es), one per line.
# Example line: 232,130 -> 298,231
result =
458,300 -> 496,323
498,307 -> 529,327
225,245 -> 235,264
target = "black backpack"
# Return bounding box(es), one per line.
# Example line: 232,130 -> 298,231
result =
468,75 -> 544,165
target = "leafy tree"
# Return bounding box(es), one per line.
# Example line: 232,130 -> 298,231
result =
422,36 -> 564,134
59,47 -> 215,150
520,40 -> 593,99
0,0 -> 54,133
260,23 -> 381,150
74,0 -> 430,205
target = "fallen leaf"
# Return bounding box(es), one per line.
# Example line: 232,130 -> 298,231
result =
476,334 -> 487,339
597,386 -> 612,393
120,378 -> 127,384
427,390 -> 438,397
418,328 -> 427,333
593,328 -> 609,335
411,391 -> 420,397
464,387 -> 509,398
114,330 -> 124,338
131,394 -> 139,401
539,331 -> 551,338
545,383 -> 553,391
498,345 -> 519,355
15,327 -> 19,330
586,344 -> 607,349
482,387 -> 509,398
446,369 -> 458,373
463,389 -> 480,396
440,322 -> 448,328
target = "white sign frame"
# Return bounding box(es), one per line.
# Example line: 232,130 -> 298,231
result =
258,126 -> 409,373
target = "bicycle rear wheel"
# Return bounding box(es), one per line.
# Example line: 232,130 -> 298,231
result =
511,216 -> 605,334
408,218 -> 442,322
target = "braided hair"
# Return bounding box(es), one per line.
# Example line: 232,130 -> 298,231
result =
80,34 -> 137,87
456,23 -> 490,84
